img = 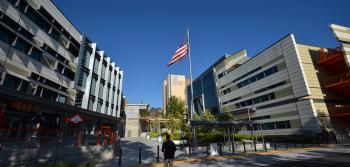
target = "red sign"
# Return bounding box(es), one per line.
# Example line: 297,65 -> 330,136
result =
10,101 -> 40,112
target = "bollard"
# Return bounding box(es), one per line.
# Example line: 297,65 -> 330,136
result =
253,141 -> 257,152
157,145 -> 160,162
206,145 -> 209,157
232,140 -> 235,155
243,142 -> 246,153
218,143 -> 222,156
274,143 -> 277,150
264,141 -> 267,151
188,142 -> 191,158
139,146 -> 142,164
285,143 -> 288,149
119,148 -> 122,167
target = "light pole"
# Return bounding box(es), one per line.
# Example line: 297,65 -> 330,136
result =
248,108 -> 253,141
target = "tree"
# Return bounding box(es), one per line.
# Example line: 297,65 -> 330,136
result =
149,107 -> 162,118
120,96 -> 126,117
164,96 -> 187,138
167,96 -> 186,118
140,109 -> 149,118
200,111 -> 215,121
217,112 -> 236,121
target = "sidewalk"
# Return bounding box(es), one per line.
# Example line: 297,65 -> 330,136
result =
129,145 -> 335,167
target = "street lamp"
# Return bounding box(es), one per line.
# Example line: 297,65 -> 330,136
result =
248,107 -> 256,141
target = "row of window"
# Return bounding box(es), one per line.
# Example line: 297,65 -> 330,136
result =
254,81 -> 287,94
220,65 -> 279,98
218,66 -> 262,88
0,13 -> 76,81
29,72 -> 68,92
222,80 -> 287,105
237,66 -> 278,88
88,96 -> 118,114
7,0 -> 80,57
247,120 -> 291,130
235,93 -> 276,109
2,73 -> 67,104
244,115 -> 271,121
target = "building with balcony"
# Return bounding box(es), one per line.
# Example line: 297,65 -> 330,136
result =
0,0 -> 123,144
210,24 -> 350,141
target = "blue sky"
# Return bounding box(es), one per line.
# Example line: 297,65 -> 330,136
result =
54,0 -> 350,108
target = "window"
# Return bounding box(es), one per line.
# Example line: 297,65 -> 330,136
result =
63,68 -> 75,81
49,29 -> 60,41
223,88 -> 231,95
81,49 -> 91,68
19,80 -> 29,93
99,82 -> 104,98
246,99 -> 253,106
261,94 -> 269,102
2,74 -> 21,90
88,97 -> 94,111
0,25 -> 15,44
30,47 -> 42,61
106,86 -> 110,101
58,95 -> 67,104
57,63 -> 65,74
256,72 -> 264,80
25,7 -> 50,32
265,122 -> 275,130
14,38 -> 30,54
218,72 -> 224,79
93,57 -> 99,74
77,70 -> 88,87
276,121 -> 291,129
90,77 -> 97,95
105,103 -> 109,114
255,81 -> 287,94
101,62 -> 107,79
97,99 -> 103,113
42,88 -> 58,101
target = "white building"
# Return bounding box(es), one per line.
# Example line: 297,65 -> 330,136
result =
0,0 -> 123,138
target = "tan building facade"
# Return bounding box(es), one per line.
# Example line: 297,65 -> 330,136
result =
212,24 -> 350,141
163,74 -> 188,116
124,104 -> 149,138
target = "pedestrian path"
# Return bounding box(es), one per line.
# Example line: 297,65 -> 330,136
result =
128,144 -> 348,167
96,137 -> 189,167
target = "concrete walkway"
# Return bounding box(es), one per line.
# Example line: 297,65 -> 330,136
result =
96,137 -> 189,167
96,137 -> 349,167
128,144 -> 350,167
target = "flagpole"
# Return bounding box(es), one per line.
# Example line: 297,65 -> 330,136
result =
187,28 -> 194,120
187,28 -> 197,148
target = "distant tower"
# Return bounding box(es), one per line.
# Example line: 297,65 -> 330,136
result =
162,74 -> 188,116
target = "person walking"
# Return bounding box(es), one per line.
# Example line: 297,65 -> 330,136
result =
162,134 -> 177,167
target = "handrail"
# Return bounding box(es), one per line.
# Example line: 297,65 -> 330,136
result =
321,73 -> 350,87
317,48 -> 344,64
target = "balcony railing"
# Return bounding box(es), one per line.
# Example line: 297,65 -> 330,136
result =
327,105 -> 350,117
317,48 -> 344,64
321,73 -> 350,88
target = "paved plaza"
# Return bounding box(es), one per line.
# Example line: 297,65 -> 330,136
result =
96,138 -> 350,167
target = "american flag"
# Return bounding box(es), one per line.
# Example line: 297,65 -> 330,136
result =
167,34 -> 189,66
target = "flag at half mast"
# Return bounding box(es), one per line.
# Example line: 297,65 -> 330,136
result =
167,33 -> 189,66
